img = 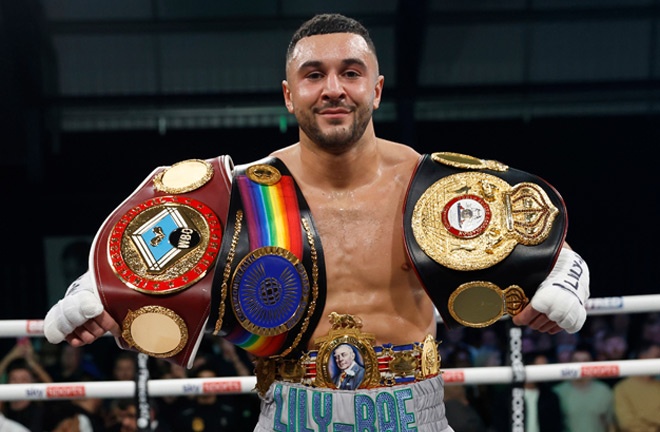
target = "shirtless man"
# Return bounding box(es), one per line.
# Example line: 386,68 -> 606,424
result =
44,14 -> 589,432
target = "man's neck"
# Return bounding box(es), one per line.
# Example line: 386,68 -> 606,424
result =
296,136 -> 382,191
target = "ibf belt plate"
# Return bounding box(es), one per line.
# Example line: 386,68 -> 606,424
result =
108,196 -> 222,294
411,171 -> 558,271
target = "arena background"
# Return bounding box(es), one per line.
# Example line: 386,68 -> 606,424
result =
0,0 -> 657,339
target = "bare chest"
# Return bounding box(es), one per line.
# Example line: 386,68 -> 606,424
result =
305,182 -> 410,284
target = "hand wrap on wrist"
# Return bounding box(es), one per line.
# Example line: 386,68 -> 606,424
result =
44,271 -> 103,343
530,248 -> 590,333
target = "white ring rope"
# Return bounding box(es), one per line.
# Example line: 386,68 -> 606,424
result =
0,359 -> 658,401
1,294 -> 658,401
2,294 -> 659,337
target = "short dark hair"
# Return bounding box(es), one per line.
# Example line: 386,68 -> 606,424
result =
286,13 -> 377,62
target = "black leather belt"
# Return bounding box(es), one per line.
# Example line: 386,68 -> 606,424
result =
403,152 -> 567,329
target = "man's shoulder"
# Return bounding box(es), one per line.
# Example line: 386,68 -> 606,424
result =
379,139 -> 420,157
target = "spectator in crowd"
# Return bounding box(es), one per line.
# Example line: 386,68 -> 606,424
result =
596,332 -> 630,387
174,361 -> 258,431
598,332 -> 629,362
522,351 -> 565,432
641,313 -> 660,345
0,404 -> 29,432
610,314 -> 631,339
151,360 -> 192,431
438,326 -> 478,368
443,346 -> 490,430
101,352 -> 139,429
443,385 -> 487,432
485,349 -> 564,432
553,344 -> 615,432
0,338 -> 52,384
554,331 -> 580,364
46,344 -> 104,383
111,352 -> 137,381
106,398 -> 170,432
42,400 -> 98,432
0,339 -> 52,432
613,342 -> 660,432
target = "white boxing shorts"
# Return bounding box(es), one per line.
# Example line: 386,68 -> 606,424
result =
253,374 -> 454,432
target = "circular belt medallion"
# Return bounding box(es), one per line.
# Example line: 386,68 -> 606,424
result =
109,196 -> 222,294
231,246 -> 309,336
442,195 -> 491,238
448,282 -> 528,328
153,159 -> 214,194
122,306 -> 188,357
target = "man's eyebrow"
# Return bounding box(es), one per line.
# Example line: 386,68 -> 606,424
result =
298,58 -> 368,70
342,58 -> 367,69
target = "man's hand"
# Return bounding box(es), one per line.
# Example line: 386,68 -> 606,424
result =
44,271 -> 120,346
513,247 -> 590,334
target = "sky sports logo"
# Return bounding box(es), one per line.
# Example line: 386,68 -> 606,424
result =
441,370 -> 465,383
202,380 -> 242,393
46,385 -> 86,398
581,364 -> 620,378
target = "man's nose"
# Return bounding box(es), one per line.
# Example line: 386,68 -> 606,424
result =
322,74 -> 345,99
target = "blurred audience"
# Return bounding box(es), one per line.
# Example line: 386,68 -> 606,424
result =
553,344 -> 615,432
174,361 -> 250,432
613,342 -> 660,432
106,398 -> 169,432
443,384 -> 487,432
0,339 -> 52,431
0,404 -> 30,432
151,360 -> 191,431
522,351 -> 564,432
110,353 -> 137,382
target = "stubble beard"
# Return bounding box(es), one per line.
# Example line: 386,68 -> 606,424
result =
298,104 -> 373,154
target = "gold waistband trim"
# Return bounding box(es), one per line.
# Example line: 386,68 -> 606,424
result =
255,313 -> 441,394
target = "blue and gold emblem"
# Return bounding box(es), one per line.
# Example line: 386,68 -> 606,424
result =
231,246 -> 309,336
109,196 -> 222,294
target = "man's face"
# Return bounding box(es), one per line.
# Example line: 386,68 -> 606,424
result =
334,345 -> 355,370
113,358 -> 136,381
283,32 -> 384,154
116,405 -> 138,432
8,368 -> 34,384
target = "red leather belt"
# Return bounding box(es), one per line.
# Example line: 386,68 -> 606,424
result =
92,157 -> 232,367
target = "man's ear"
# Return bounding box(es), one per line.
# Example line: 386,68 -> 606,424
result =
373,75 -> 384,110
282,80 -> 294,113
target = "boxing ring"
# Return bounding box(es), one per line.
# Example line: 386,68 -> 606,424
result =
2,294 -> 659,431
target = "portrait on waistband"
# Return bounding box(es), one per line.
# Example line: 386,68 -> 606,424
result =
331,343 -> 365,390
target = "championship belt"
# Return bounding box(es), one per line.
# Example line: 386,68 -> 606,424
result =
92,157 -> 233,368
404,152 -> 567,329
208,157 -> 326,360
253,313 -> 441,395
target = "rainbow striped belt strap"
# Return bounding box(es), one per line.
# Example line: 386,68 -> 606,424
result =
223,160 -> 317,358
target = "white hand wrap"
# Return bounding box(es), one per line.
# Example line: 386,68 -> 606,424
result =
530,248 -> 590,333
44,271 -> 104,344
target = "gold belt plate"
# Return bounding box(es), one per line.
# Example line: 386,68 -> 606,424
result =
411,172 -> 558,271
110,197 -> 222,294
122,305 -> 188,357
